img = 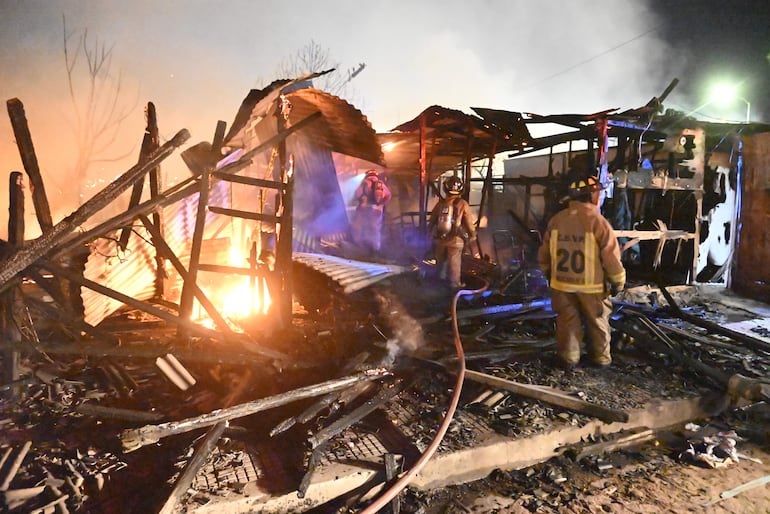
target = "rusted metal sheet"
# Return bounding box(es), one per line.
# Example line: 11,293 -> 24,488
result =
292,252 -> 410,294
380,105 -> 532,180
734,132 -> 770,300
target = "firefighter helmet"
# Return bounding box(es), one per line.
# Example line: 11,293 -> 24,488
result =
568,176 -> 603,198
443,176 -> 464,195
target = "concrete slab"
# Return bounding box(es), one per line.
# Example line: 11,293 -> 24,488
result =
191,393 -> 729,513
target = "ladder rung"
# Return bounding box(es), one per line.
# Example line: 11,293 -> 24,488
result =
211,172 -> 285,191
208,206 -> 280,223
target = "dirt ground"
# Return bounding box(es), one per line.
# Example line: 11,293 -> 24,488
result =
397,417 -> 770,514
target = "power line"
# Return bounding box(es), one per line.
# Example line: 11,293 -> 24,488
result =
519,27 -> 660,92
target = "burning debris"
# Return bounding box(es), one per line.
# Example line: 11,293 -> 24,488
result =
2,76 -> 770,514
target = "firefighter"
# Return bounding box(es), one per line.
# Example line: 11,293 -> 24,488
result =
351,169 -> 391,254
538,176 -> 626,369
428,176 -> 479,289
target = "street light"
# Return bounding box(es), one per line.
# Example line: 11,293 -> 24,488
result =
710,83 -> 751,123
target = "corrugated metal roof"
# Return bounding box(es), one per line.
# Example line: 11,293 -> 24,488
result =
224,82 -> 383,167
293,252 -> 410,294
379,105 -> 533,180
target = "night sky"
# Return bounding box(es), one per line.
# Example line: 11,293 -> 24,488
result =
649,0 -> 770,121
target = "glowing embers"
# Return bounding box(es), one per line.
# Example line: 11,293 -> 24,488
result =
194,245 -> 273,331
220,275 -> 272,319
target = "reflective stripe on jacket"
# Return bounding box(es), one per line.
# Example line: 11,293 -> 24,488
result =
538,200 -> 626,294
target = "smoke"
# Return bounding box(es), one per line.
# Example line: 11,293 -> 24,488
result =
373,289 -> 425,368
1,0 -> 730,240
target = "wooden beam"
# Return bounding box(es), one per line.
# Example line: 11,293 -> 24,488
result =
52,182 -> 198,255
138,214 -> 232,334
6,99 -> 53,234
0,129 -> 190,294
464,369 -> 629,423
39,261 -> 289,362
207,206 -> 281,224
178,166 -> 209,336
211,172 -> 285,191
119,370 -> 389,452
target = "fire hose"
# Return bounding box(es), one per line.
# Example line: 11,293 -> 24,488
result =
360,279 -> 489,513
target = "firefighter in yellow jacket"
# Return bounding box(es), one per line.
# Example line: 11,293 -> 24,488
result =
538,176 -> 626,369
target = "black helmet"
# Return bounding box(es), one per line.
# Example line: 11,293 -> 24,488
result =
443,176 -> 463,195
568,176 -> 603,198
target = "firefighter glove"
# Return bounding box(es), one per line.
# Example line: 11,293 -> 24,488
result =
610,282 -> 624,296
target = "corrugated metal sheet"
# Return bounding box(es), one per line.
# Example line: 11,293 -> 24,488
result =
293,252 -> 410,294
225,82 -> 383,168
222,82 -> 385,246
379,105 -> 533,180
82,179 -> 234,326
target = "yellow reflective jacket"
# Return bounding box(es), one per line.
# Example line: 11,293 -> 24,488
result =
538,200 -> 626,294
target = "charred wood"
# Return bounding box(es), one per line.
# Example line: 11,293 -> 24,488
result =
463,369 -> 629,423
0,440 -> 31,491
157,421 -> 227,514
119,370 -> 389,452
6,99 -> 53,234
0,129 -> 190,294
659,284 -> 770,354
138,214 -> 231,333
52,181 -> 198,255
270,351 -> 371,437
39,261 -> 289,362
119,101 -> 160,250
74,404 -> 164,422
178,166 -> 209,336
307,378 -> 406,449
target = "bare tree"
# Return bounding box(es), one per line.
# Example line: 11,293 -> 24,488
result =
62,15 -> 138,202
275,39 -> 365,101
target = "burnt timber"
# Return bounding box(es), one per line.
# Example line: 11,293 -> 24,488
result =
1,74 -> 770,514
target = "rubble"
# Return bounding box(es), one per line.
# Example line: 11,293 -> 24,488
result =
2,79 -> 770,513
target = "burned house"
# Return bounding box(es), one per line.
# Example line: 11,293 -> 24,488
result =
1,74 -> 770,513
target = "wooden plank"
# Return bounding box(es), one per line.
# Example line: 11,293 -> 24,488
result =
119,370 -> 389,452
464,369 -> 629,423
207,206 -> 281,224
0,129 -> 190,294
6,99 -> 53,233
211,171 -> 285,191
178,167 -> 209,333
138,214 -> 232,333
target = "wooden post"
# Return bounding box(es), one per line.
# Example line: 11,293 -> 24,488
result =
119,102 -> 159,248
6,98 -> 53,234
1,172 -> 24,393
138,214 -> 231,333
419,113 -> 427,232
178,166 -> 210,337
272,96 -> 294,328
0,129 -> 190,294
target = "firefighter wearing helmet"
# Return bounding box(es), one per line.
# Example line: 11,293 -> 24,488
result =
428,175 -> 479,289
351,169 -> 392,255
537,175 -> 626,370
